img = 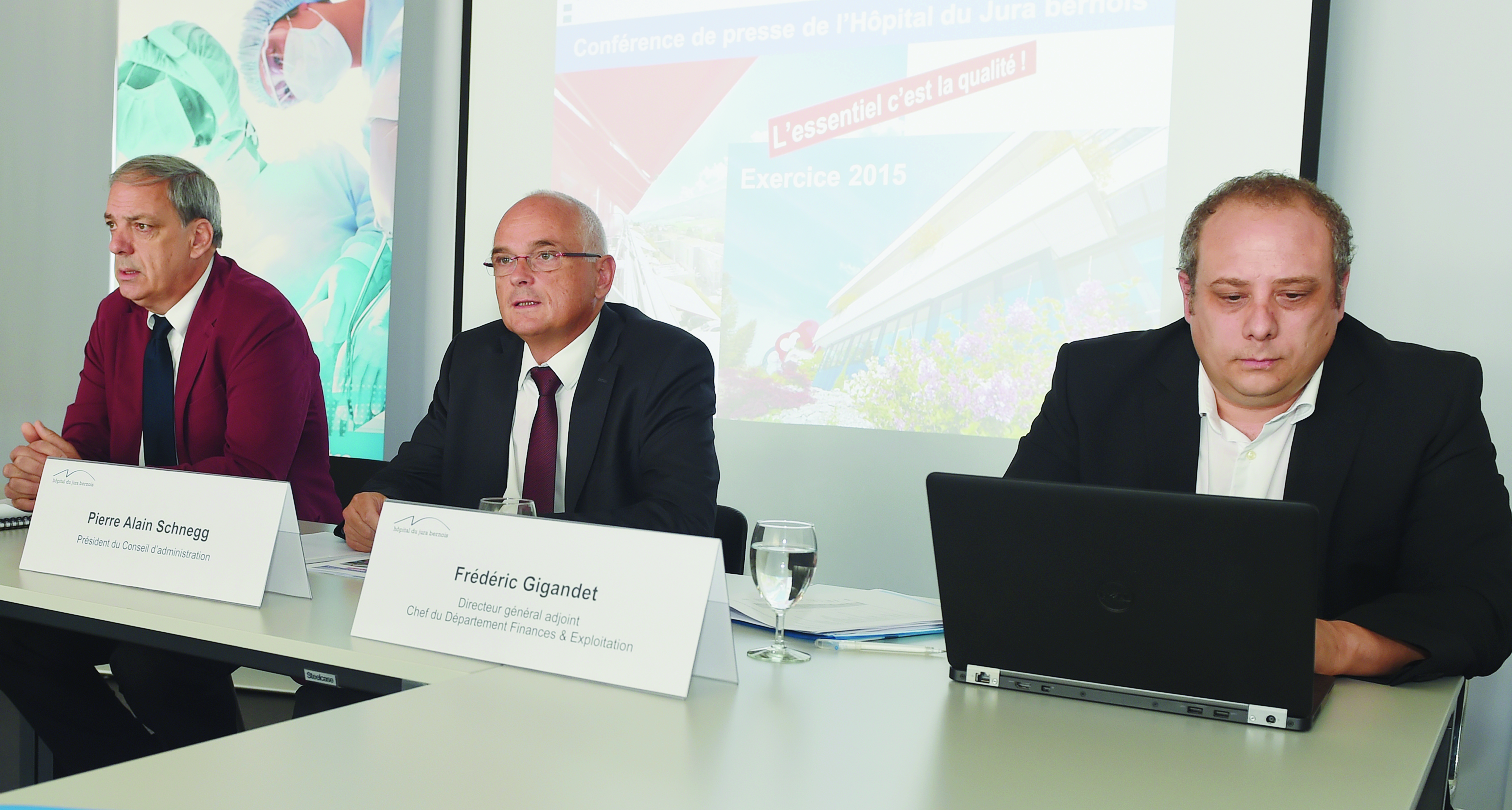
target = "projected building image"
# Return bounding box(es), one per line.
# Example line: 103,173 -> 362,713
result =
806,127 -> 1167,435
552,0 -> 1175,437
552,60 -> 748,357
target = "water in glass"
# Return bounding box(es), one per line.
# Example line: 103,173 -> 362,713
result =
751,544 -> 817,610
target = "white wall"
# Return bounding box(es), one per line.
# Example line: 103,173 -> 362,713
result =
0,1 -> 116,438
715,421 -> 1013,595
1317,2 -> 1512,808
383,0 -> 464,457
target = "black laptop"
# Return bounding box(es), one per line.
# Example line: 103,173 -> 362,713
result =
926,473 -> 1332,731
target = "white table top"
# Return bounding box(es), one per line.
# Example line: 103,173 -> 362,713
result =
0,624 -> 1461,810
0,527 -> 493,687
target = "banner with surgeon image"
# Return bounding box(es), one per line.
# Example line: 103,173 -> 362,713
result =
114,0 -> 403,459
553,0 -> 1173,437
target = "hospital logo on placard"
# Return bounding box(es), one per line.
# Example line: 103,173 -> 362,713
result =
392,516 -> 450,539
50,469 -> 96,487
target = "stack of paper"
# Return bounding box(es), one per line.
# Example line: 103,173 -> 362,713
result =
727,575 -> 942,640
301,530 -> 371,579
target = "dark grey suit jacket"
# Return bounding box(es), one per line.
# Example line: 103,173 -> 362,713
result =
1007,315 -> 1512,680
366,303 -> 718,537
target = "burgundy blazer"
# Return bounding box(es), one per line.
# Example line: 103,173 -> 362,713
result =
62,254 -> 342,522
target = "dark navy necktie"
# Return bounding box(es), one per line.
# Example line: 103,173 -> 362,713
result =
142,315 -> 177,467
523,366 -> 563,512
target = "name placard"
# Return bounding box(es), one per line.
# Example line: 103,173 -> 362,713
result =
351,501 -> 738,698
21,457 -> 310,606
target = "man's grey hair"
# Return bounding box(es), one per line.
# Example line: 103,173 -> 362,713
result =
1177,171 -> 1353,304
110,155 -> 223,248
524,190 -> 607,254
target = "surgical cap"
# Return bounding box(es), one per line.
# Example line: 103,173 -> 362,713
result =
118,22 -> 258,160
239,0 -> 306,106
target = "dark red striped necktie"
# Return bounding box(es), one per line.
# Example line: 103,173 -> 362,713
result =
523,366 -> 563,512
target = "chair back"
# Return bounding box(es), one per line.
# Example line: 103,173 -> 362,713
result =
715,505 -> 748,575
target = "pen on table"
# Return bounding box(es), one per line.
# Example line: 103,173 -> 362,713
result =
814,639 -> 946,655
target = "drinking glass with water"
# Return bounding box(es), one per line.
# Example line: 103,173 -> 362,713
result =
747,520 -> 818,663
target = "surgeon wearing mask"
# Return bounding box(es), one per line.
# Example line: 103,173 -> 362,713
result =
118,21 -> 392,454
117,28 -> 260,179
239,0 -> 402,235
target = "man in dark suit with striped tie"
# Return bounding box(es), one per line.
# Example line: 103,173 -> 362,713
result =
308,191 -> 717,716
341,191 -> 719,549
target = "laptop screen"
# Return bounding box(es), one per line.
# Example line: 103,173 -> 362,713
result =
927,473 -> 1320,719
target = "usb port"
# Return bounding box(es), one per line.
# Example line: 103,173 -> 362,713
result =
1186,706 -> 1203,715
1041,685 -> 1052,693
1213,710 -> 1230,719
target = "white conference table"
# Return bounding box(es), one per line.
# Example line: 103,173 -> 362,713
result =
0,526 -> 493,692
0,619 -> 1462,809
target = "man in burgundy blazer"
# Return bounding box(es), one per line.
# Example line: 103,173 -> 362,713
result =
0,155 -> 339,777
55,251 -> 341,522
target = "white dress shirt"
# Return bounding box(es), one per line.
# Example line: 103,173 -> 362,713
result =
138,262 -> 212,465
502,315 -> 602,514
1195,361 -> 1323,500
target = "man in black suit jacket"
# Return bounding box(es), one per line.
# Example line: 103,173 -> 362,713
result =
342,191 -> 718,546
1007,172 -> 1512,681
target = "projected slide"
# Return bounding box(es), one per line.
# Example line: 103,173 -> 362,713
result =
114,0 -> 403,459
555,0 -> 1173,437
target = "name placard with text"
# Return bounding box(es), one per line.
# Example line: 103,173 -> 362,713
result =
351,501 -> 738,698
21,458 -> 310,606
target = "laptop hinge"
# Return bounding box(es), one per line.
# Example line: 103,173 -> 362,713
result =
1247,705 -> 1288,728
965,665 -> 1000,687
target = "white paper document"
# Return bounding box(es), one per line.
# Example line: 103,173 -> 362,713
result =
727,575 -> 943,639
301,530 -> 371,578
310,557 -> 371,579
301,530 -> 356,563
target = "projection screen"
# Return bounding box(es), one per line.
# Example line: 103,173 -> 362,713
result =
460,0 -> 1324,593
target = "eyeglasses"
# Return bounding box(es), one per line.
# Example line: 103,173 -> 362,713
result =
484,251 -> 603,276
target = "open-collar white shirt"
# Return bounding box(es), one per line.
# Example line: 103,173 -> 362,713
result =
144,258 -> 212,382
502,314 -> 602,514
1195,361 -> 1323,500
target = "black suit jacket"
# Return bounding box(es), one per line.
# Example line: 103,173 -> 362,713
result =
1007,315 -> 1512,680
366,303 -> 718,537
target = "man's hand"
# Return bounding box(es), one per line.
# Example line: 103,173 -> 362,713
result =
3,421 -> 81,511
1314,618 -> 1426,677
343,491 -> 387,552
